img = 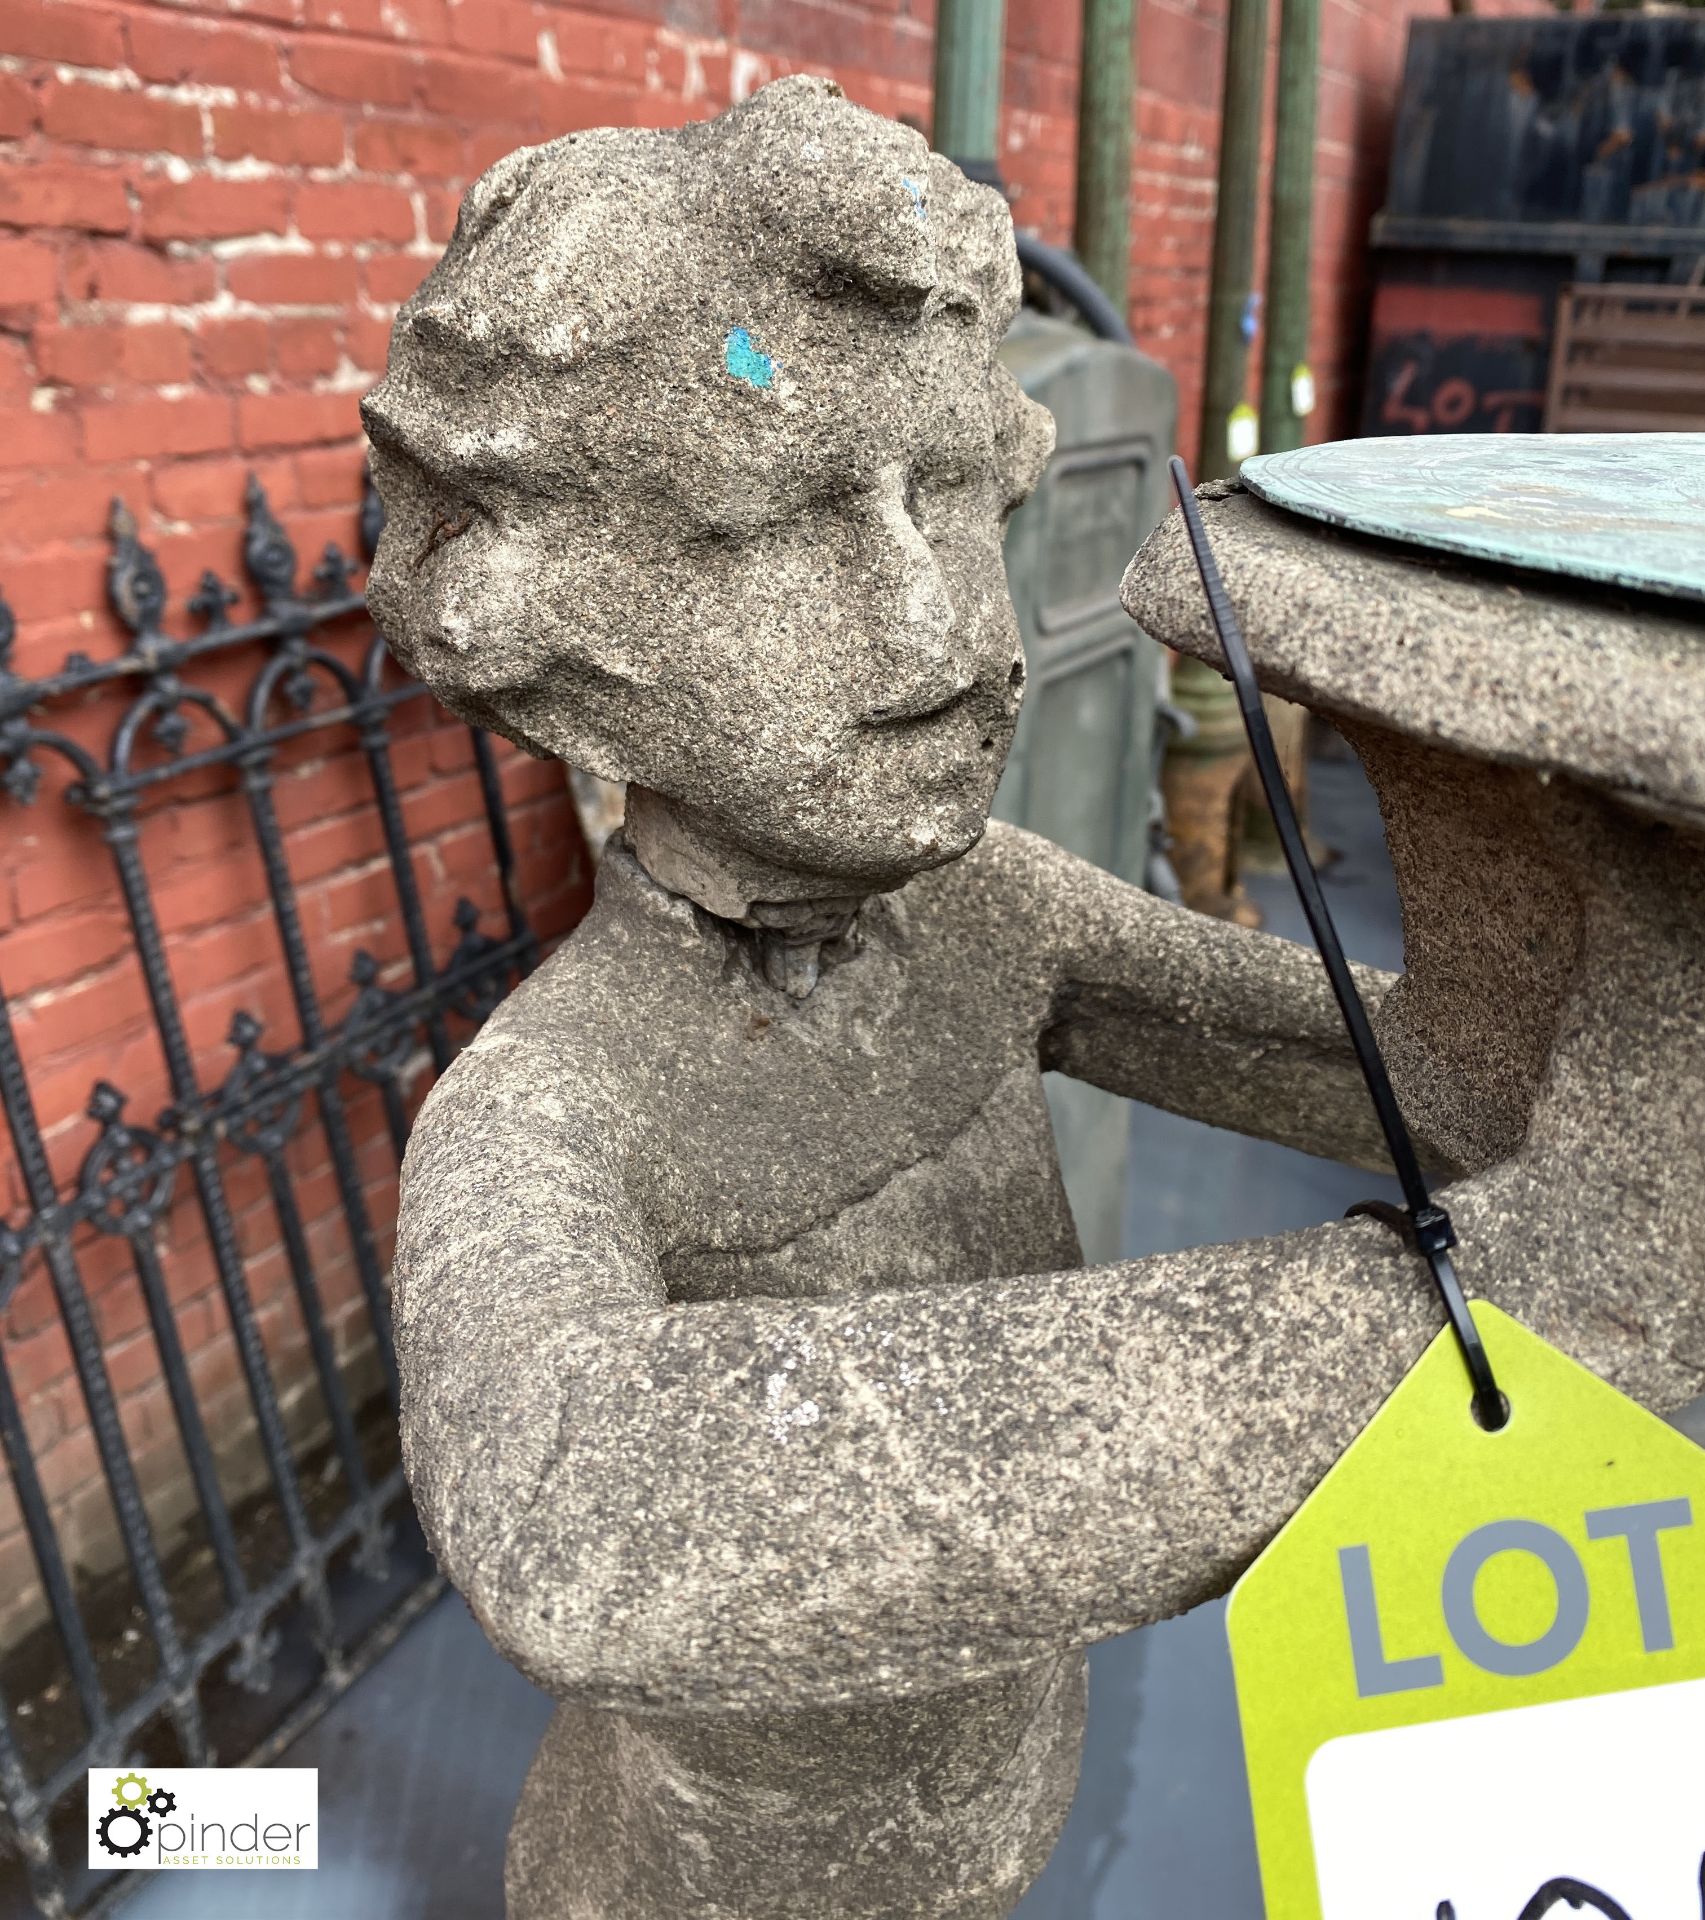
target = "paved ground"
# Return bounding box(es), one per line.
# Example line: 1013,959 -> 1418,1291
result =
126,749 -> 1404,1920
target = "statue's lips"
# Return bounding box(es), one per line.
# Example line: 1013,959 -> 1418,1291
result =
859,684 -> 977,729
845,688 -> 1013,814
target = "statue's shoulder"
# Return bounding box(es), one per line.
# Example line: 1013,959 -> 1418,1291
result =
922,817 -> 1119,919
908,818 -> 1167,992
892,820 -> 1112,989
404,897 -> 644,1147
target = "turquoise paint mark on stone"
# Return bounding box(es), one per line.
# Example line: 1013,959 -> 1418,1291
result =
724,326 -> 777,390
901,175 -> 927,222
1241,433 -> 1705,605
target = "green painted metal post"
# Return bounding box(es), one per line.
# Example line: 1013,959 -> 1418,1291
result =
1197,0 -> 1269,479
1074,0 -> 1136,309
932,0 -> 1008,171
1260,0 -> 1321,455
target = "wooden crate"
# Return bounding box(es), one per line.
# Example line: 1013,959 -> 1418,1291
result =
1544,278 -> 1705,433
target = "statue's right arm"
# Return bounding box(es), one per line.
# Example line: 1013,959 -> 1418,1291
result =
395,1026 -> 1698,1721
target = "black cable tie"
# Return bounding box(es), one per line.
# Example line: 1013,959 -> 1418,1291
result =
1344,1199 -> 1415,1249
1167,455 -> 1507,1433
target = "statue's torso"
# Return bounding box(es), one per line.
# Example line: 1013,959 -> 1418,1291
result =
524,831 -> 1081,1304
656,1060 -> 1081,1302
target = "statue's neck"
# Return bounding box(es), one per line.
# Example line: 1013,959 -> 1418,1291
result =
622,786 -> 867,999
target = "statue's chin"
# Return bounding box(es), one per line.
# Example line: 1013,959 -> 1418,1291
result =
795,811 -> 990,899
909,804 -> 988,865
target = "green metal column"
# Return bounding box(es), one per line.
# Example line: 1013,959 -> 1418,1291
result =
1197,0 -> 1269,478
1259,0 -> 1321,454
932,0 -> 1008,169
1074,0 -> 1136,309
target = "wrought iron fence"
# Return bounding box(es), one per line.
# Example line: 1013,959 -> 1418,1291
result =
0,476 -> 548,1917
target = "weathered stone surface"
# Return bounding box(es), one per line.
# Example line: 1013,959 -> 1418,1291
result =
365,76 -> 1705,1920
1119,481 -> 1705,1419
506,1656 -> 1086,1919
1122,482 -> 1705,1174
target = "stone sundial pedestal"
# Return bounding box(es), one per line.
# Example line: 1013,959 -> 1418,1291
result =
361,71 -> 1705,1920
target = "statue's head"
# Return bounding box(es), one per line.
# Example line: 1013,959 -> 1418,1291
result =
362,76 -> 1052,901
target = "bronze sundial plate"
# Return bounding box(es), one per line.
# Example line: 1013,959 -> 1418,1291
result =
1240,434 -> 1705,606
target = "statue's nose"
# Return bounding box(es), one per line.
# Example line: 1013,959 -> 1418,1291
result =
859,467 -> 967,726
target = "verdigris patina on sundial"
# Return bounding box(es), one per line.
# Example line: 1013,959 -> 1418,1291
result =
1241,433 -> 1705,604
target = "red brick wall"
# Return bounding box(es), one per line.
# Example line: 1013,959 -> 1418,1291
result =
0,0 -> 1510,1640
0,0 -> 1542,584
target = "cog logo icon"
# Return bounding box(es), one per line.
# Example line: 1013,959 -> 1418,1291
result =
145,1786 -> 176,1817
96,1805 -> 151,1858
111,1772 -> 149,1808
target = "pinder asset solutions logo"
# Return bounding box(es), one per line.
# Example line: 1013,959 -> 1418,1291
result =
87,1766 -> 317,1871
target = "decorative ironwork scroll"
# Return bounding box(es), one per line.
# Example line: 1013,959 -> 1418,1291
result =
0,476 -> 550,1918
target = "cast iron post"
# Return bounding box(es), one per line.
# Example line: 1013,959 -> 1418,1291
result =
1074,0 -> 1136,309
1260,0 -> 1321,454
1198,0 -> 1269,478
932,0 -> 1008,176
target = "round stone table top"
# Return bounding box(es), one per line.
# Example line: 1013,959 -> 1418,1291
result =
1120,480 -> 1705,832
1240,433 -> 1705,606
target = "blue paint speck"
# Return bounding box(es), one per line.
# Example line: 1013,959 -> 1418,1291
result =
901,175 -> 927,223
724,326 -> 777,390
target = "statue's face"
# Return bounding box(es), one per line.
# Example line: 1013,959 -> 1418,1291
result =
363,78 -> 1052,896
365,303 -> 1046,894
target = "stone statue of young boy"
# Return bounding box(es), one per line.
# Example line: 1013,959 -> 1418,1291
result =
362,76 -> 1700,1920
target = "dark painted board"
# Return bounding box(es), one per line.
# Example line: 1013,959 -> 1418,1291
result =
1386,15 -> 1705,235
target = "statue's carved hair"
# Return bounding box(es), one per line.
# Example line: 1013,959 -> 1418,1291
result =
399,77 -> 1019,372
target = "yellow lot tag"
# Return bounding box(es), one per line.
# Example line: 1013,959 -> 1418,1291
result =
1227,1302 -> 1705,1920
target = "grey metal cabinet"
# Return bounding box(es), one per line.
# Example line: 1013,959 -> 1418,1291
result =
994,310 -> 1178,1261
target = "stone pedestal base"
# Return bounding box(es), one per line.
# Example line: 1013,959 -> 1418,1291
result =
506,1654 -> 1087,1919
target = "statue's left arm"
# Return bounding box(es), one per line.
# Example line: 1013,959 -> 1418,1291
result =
992,825 -> 1438,1174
